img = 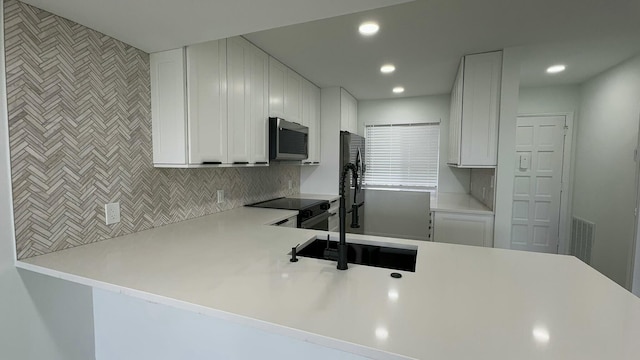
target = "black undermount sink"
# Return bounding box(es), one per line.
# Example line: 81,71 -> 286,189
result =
297,237 -> 417,272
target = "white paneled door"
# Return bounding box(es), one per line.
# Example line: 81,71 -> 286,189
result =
511,115 -> 567,253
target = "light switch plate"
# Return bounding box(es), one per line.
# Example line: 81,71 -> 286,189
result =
105,202 -> 120,225
288,180 -> 293,190
217,190 -> 224,204
519,154 -> 531,169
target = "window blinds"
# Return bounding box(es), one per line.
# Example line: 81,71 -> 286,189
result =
364,123 -> 440,188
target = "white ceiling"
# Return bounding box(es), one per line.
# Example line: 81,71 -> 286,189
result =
518,35 -> 640,88
244,0 -> 640,99
21,0 -> 640,100
19,0 -> 411,52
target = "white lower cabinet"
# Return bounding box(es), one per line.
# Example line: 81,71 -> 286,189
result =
432,211 -> 494,247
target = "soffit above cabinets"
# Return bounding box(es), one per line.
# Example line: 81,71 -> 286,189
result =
18,0 -> 412,53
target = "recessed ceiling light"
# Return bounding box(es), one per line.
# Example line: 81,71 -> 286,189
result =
392,86 -> 404,94
359,22 -> 379,36
546,64 -> 566,74
380,64 -> 395,74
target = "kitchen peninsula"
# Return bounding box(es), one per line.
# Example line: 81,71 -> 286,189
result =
17,205 -> 640,359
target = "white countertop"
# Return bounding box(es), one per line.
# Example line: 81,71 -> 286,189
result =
430,192 -> 493,214
17,207 -> 640,359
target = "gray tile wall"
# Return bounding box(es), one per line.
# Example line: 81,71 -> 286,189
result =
5,0 -> 300,259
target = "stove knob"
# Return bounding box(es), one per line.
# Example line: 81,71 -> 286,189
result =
320,203 -> 330,211
301,210 -> 312,218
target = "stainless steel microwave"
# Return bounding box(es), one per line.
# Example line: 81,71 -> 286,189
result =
269,117 -> 308,161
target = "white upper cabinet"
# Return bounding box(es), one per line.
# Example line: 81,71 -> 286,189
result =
269,57 -> 304,125
248,44 -> 269,164
340,88 -> 358,134
186,39 -> 228,165
151,38 -> 315,168
302,78 -> 321,164
151,37 -> 269,168
150,48 -> 188,166
448,51 -> 502,167
227,36 -> 269,164
151,41 -> 227,167
268,58 -> 286,119
285,69 -> 303,124
447,60 -> 463,165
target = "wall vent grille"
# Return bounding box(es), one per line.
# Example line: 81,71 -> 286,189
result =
571,217 -> 595,265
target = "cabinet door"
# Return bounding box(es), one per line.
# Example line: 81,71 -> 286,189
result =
186,40 -> 228,164
269,57 -> 286,118
340,88 -> 350,132
151,48 -> 187,166
433,212 -> 494,247
228,37 -> 269,164
249,45 -> 269,164
340,88 -> 357,133
459,51 -> 502,166
302,79 -> 321,164
312,84 -> 321,163
349,96 -> 358,134
447,59 -> 463,165
227,37 -> 251,163
285,69 -> 303,123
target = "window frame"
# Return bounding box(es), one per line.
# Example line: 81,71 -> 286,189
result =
363,122 -> 440,191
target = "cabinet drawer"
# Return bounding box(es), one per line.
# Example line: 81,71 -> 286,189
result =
433,211 -> 494,247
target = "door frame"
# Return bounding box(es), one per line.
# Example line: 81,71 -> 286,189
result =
515,112 -> 575,254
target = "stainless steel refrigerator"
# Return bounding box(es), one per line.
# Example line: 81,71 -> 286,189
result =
340,131 -> 365,234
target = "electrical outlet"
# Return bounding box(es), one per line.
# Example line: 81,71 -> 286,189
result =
490,175 -> 495,188
105,202 -> 120,225
217,190 -> 224,204
288,180 -> 293,190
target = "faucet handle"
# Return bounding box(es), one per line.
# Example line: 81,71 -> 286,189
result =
290,244 -> 300,263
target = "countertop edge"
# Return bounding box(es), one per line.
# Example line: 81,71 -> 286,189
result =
15,260 -> 412,360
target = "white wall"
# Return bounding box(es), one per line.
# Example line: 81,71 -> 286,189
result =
572,55 -> 640,288
93,288 -> 368,360
518,85 -> 581,115
357,95 -> 470,193
0,3 -> 96,358
494,47 -> 523,249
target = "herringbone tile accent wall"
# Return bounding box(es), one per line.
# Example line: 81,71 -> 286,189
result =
5,0 -> 300,259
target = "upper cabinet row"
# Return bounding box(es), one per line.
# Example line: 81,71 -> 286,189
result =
269,58 -> 321,164
151,37 -> 321,167
448,50 -> 502,168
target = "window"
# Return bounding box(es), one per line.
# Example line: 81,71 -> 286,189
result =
364,123 -> 439,189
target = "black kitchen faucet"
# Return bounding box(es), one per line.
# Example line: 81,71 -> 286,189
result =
337,162 -> 360,270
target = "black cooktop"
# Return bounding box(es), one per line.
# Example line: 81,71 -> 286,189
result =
247,197 -> 325,210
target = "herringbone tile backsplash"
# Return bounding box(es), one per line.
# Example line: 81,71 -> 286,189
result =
5,0 -> 300,259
